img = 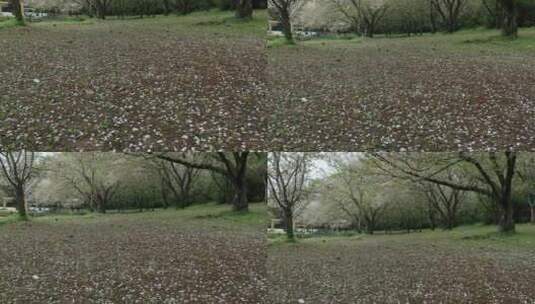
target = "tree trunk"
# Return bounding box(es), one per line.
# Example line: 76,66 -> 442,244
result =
280,10 -> 293,43
96,197 -> 107,213
530,206 -> 534,224
445,210 -> 455,230
285,211 -> 294,240
366,222 -> 374,234
15,187 -> 28,220
10,0 -> 25,25
366,26 -> 374,38
98,204 -> 107,213
445,218 -> 453,230
500,0 -> 518,38
231,178 -> 248,212
430,3 -> 437,33
95,0 -> 107,20
429,210 -> 436,231
498,195 -> 515,232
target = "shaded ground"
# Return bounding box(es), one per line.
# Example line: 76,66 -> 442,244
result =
0,11 -> 267,151
0,203 -> 268,303
267,29 -> 535,151
267,225 -> 535,303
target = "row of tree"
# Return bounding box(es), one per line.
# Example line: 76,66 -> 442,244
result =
268,152 -> 535,240
0,152 -> 267,219
270,0 -> 531,43
7,0 -> 266,24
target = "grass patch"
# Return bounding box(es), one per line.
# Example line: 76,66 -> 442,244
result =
275,26 -> 535,53
268,231 -> 365,247
22,10 -> 266,37
42,16 -> 94,26
1,202 -> 268,229
447,27 -> 535,52
0,214 -> 24,226
103,9 -> 267,37
0,18 -> 22,30
455,223 -> 535,248
267,223 -> 535,249
267,37 -> 296,48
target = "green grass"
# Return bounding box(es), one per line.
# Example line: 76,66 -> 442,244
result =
267,37 -> 296,48
0,214 -> 23,226
448,223 -> 535,248
269,223 -> 535,250
268,233 -> 364,247
72,9 -> 267,37
39,16 -> 95,26
0,202 -> 268,230
9,9 -> 266,38
0,18 -> 22,30
280,26 -> 535,53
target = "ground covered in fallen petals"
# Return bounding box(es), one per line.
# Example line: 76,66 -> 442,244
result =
267,29 -> 535,151
0,203 -> 268,303
0,11 -> 267,151
267,225 -> 535,304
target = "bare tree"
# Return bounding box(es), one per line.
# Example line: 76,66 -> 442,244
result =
152,157 -> 200,209
372,152 -> 518,233
429,0 -> 466,33
267,152 -> 310,240
328,156 -> 388,234
331,0 -> 389,38
268,0 -> 304,43
157,153 -> 252,211
56,153 -> 120,213
0,152 -> 35,220
419,180 -> 466,230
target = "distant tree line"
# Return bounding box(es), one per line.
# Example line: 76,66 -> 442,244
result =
71,0 -> 267,19
270,0 -> 535,43
269,152 -> 535,240
4,0 -> 266,23
0,152 -> 266,218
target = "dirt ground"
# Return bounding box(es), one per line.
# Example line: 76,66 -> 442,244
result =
0,12 -> 267,151
0,204 -> 268,303
266,30 -> 535,151
267,226 -> 535,304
